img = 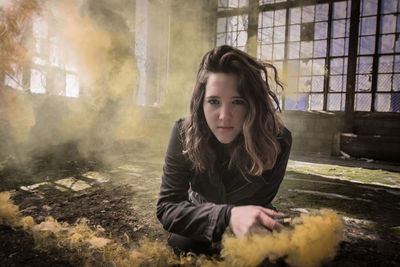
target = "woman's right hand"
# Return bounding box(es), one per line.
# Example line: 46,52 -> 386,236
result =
229,205 -> 284,237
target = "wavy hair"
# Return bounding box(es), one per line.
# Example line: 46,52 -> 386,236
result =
183,45 -> 284,178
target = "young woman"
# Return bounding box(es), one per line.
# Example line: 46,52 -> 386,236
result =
156,45 -> 292,255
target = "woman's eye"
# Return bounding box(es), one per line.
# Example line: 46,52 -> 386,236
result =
233,99 -> 245,105
208,99 -> 219,104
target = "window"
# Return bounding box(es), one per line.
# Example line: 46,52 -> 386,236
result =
217,15 -> 248,50
328,1 -> 351,111
215,0 -> 400,113
284,4 -> 330,111
30,16 -> 80,97
375,0 -> 400,112
3,15 -> 81,97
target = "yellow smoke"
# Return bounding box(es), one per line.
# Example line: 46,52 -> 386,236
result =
53,0 -> 144,145
1,0 -> 214,162
1,191 -> 343,266
222,209 -> 343,267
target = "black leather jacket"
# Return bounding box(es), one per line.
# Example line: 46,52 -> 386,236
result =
156,118 -> 292,243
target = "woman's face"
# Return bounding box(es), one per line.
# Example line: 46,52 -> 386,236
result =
203,73 -> 248,144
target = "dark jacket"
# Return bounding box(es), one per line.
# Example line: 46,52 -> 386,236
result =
156,118 -> 292,243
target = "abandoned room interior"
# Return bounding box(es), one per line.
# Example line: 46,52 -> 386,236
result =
0,0 -> 399,266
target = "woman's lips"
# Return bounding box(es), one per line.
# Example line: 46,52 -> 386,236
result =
217,126 -> 233,130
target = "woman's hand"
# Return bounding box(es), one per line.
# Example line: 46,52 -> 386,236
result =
229,205 -> 284,237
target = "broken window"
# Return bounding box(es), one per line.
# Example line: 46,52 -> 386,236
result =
215,0 -> 399,113
284,3 -> 329,111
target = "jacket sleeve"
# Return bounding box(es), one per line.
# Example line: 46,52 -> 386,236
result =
156,119 -> 229,242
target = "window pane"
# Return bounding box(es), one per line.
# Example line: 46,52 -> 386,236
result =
275,10 -> 286,26
261,11 -> 274,27
311,76 -> 324,92
260,27 -> 273,43
5,69 -> 23,90
300,41 -> 313,58
395,55 -> 400,72
299,76 -> 312,92
378,55 -> 394,73
298,94 -> 310,110
217,33 -> 226,46
358,56 -> 373,73
329,75 -> 343,92
66,73 -> 79,98
314,22 -> 328,39
302,6 -> 314,23
327,93 -> 344,111
274,26 -> 286,42
330,58 -> 344,74
315,4 -> 328,22
273,44 -> 285,60
237,31 -> 247,46
288,42 -> 300,59
30,69 -> 46,93
396,31 -> 400,52
260,44 -> 273,60
289,7 -> 301,24
289,25 -> 300,41
313,40 -> 327,57
227,16 -> 238,32
380,15 -> 397,34
333,1 -> 348,19
313,59 -> 325,75
332,20 -> 346,38
392,74 -> 400,92
359,36 -> 375,54
381,0 -> 397,14
310,93 -> 323,110
393,74 -> 400,91
375,93 -> 391,111
344,37 -> 349,56
238,15 -> 248,30
392,93 -> 400,111
356,74 -> 372,91
284,94 -> 298,110
362,0 -> 378,16
361,17 -> 376,35
379,34 -> 395,53
331,38 -> 345,56
377,74 -> 393,91
355,93 -> 372,111
226,32 -> 235,46
300,59 -> 312,75
217,17 -> 226,33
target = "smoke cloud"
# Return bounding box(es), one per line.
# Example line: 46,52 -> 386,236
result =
1,192 -> 343,266
0,0 -> 211,168
222,209 -> 343,267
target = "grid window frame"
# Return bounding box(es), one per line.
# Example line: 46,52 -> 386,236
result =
215,0 -> 400,113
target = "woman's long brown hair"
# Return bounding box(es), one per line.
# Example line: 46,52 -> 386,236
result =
183,45 -> 284,179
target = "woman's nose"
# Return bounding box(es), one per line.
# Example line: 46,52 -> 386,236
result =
219,104 -> 233,120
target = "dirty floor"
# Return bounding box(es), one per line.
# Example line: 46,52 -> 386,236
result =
0,152 -> 399,266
